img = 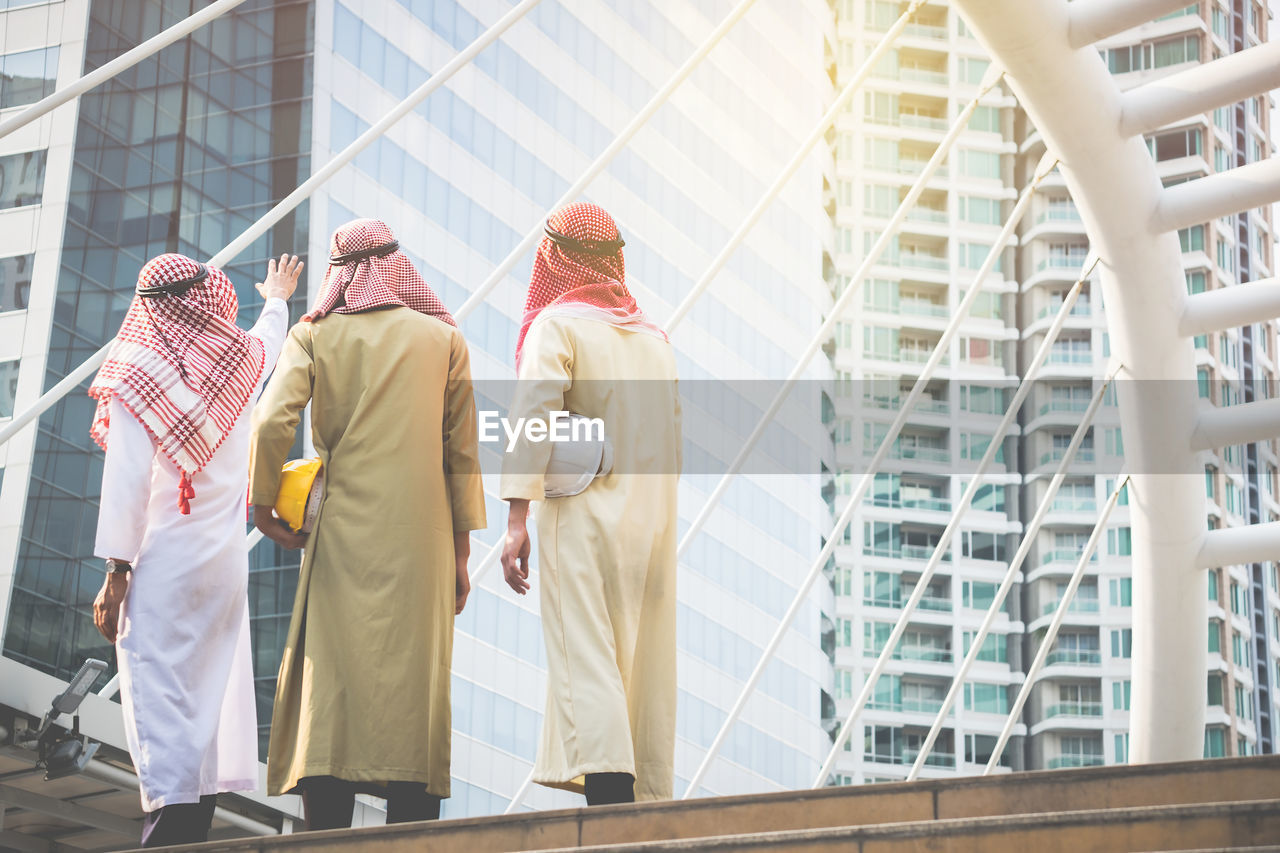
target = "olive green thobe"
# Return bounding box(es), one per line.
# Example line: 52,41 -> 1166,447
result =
248,307 -> 485,798
500,314 -> 681,801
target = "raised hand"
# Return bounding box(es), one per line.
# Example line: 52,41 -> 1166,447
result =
255,253 -> 304,302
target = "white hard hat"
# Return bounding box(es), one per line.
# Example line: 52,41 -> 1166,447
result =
544,413 -> 613,498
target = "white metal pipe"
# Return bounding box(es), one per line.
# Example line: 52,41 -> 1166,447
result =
0,0 -> 546,453
501,766 -> 536,815
0,0 -> 250,140
452,0 -> 764,322
673,64 -> 1007,566
1198,521 -> 1280,569
663,0 -> 926,333
1155,158 -> 1280,233
985,474 -> 1130,774
811,169 -> 1059,788
1067,0 -> 1206,48
674,72 -> 1005,802
1119,41 -> 1280,137
1180,277 -> 1280,337
906,276 -> 1110,781
957,0 -> 1206,767
1190,397 -> 1280,451
96,674 -> 120,700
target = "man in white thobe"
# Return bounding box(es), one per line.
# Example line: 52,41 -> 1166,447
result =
89,252 -> 301,847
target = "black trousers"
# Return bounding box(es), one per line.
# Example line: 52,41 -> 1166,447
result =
140,794 -> 217,848
584,772 -> 635,806
299,775 -> 442,830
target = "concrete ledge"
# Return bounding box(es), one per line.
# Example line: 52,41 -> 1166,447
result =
148,756 -> 1280,853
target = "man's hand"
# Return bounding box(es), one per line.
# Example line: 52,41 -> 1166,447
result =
253,505 -> 308,550
255,253 -> 304,302
454,531 -> 471,615
502,500 -> 532,595
93,571 -> 129,644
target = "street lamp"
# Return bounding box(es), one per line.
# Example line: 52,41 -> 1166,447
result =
16,659 -> 109,781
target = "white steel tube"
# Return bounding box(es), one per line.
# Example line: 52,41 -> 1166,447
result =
1119,41 -> 1280,137
0,0 -> 545,453
1191,398 -> 1280,451
985,474 -> 1131,774
1180,277 -> 1280,337
663,0 -> 927,333
0,0 -> 251,140
1155,158 -> 1280,233
453,0 -> 764,322
674,72 -> 1007,802
812,167 -> 1059,788
1199,521 -> 1280,569
906,274 -> 1109,781
1067,0 -> 1205,48
674,65 -> 1007,565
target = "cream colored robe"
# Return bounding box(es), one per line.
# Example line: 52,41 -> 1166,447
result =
500,314 -> 681,801
247,307 -> 486,798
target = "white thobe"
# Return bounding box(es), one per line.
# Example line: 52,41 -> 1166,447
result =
95,298 -> 288,812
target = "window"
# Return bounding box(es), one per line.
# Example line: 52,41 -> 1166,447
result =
0,46 -> 59,110
1232,632 -> 1250,668
1104,428 -> 1124,457
963,682 -> 1007,714
1234,685 -> 1253,721
1149,128 -> 1203,161
1204,726 -> 1226,758
961,433 -> 1005,463
865,184 -> 898,216
837,617 -> 855,648
1186,271 -> 1206,295
959,196 -> 1001,225
834,669 -> 853,699
958,149 -> 1001,180
1112,680 -> 1131,711
1207,673 -> 1224,707
968,105 -> 1000,134
1109,577 -> 1132,607
1207,568 -> 1219,602
965,733 -> 1010,766
1208,619 -> 1222,654
0,150 -> 47,210
958,57 -> 990,85
961,384 -> 1006,415
963,631 -> 1007,662
0,359 -> 17,418
1115,733 -> 1129,764
962,531 -> 1006,562
1178,225 -> 1205,253
1107,527 -> 1132,556
1110,628 -> 1133,658
0,253 -> 33,312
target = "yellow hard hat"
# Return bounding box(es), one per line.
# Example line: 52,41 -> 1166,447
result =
275,457 -> 324,533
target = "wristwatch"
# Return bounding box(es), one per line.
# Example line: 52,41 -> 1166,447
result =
106,558 -> 132,575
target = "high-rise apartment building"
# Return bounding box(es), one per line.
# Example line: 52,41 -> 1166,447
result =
827,0 -> 1277,783
0,0 -> 835,825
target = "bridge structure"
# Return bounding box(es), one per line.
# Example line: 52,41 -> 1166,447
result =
0,0 -> 1278,848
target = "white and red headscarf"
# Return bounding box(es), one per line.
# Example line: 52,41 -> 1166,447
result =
89,254 -> 266,515
304,218 -> 454,325
517,202 -> 665,371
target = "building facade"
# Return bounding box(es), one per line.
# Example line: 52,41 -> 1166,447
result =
0,0 -> 836,824
826,0 -> 1278,784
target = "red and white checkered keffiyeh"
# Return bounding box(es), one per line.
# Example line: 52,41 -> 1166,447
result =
516,202 -> 665,371
89,254 -> 266,515
303,218 -> 455,325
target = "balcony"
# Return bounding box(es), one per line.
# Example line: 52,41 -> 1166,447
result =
900,543 -> 950,561
1044,649 -> 1102,667
902,22 -> 948,40
1036,206 -> 1082,225
1038,255 -> 1089,272
1047,754 -> 1105,769
1040,548 -> 1098,566
1039,448 -> 1096,465
1039,399 -> 1092,416
1044,701 -> 1104,718
906,207 -> 948,224
1045,349 -> 1094,365
867,495 -> 952,513
902,748 -> 956,767
900,298 -> 949,318
1037,300 -> 1092,320
898,113 -> 949,132
893,445 -> 950,463
897,251 -> 950,270
868,697 -> 947,714
899,159 -> 947,178
1041,598 -> 1101,616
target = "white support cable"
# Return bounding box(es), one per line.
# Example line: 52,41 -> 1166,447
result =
0,0 -> 250,140
985,471 -> 1132,774
453,0 -> 764,322
0,0 -> 545,454
663,0 -> 927,333
502,768 -> 536,815
810,158 -> 1059,790
673,65 -> 1008,568
907,319 -> 1117,781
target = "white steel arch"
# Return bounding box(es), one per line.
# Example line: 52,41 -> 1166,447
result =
952,0 -> 1280,762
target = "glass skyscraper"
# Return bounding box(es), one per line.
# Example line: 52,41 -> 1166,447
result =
0,0 -> 835,821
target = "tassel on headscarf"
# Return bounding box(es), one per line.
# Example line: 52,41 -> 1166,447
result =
178,472 -> 195,515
